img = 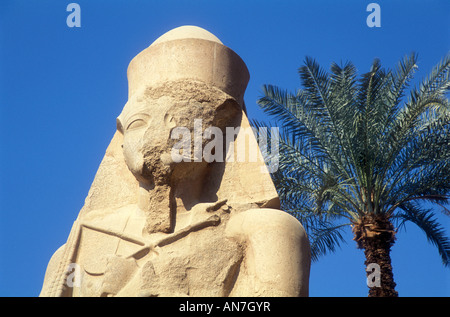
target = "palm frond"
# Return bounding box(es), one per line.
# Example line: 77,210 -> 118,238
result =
387,54 -> 450,155
397,202 -> 450,267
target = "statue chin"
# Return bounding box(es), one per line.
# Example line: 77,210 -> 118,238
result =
124,159 -> 150,185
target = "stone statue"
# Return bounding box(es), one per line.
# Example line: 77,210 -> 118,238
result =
40,26 -> 311,297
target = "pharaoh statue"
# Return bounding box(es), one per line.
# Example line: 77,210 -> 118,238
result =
40,26 -> 311,297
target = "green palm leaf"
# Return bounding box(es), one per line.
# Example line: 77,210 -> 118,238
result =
396,202 -> 450,266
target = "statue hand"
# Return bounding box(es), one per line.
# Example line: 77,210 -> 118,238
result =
191,199 -> 228,214
100,255 -> 138,297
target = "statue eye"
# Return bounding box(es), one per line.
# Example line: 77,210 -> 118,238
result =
126,118 -> 146,131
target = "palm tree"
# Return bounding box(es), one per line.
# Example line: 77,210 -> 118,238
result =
253,53 -> 450,296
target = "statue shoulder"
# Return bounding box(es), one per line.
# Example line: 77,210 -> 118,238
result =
225,208 -> 307,240
225,208 -> 311,297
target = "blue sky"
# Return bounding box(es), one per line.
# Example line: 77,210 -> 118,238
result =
0,0 -> 449,297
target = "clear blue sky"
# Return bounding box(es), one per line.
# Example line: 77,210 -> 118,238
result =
0,0 -> 449,297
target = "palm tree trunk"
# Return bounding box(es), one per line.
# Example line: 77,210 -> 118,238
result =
352,214 -> 398,297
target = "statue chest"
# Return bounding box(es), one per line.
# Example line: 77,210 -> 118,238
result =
137,227 -> 243,297
76,215 -> 243,297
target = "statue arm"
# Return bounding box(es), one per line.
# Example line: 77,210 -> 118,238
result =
226,208 -> 311,296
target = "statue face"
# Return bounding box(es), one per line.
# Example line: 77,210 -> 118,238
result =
118,94 -> 174,185
117,83 -> 240,185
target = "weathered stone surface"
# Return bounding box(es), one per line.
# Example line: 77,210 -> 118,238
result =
40,25 -> 310,297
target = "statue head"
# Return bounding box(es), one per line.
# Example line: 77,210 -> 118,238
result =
116,26 -> 250,187
117,80 -> 241,186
